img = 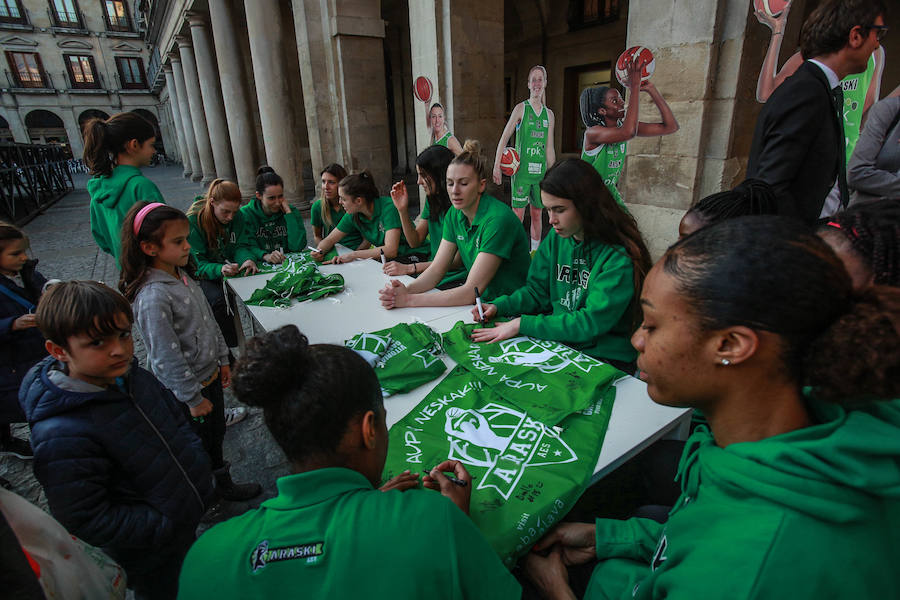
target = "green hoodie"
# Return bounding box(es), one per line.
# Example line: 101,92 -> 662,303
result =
491,230 -> 636,363
186,198 -> 251,280
586,397 -> 900,599
238,198 -> 307,262
88,165 -> 165,261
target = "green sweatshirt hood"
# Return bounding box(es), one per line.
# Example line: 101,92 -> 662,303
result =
86,165 -> 147,210
678,397 -> 900,523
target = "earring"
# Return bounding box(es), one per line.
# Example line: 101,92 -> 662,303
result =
721,358 -> 731,366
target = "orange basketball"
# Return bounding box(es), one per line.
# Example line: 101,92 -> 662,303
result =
615,46 -> 656,86
499,147 -> 520,176
753,0 -> 790,17
414,76 -> 432,103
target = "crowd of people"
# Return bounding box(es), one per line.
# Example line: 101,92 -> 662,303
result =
0,0 -> 898,598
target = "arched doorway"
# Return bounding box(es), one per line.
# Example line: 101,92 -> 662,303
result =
25,110 -> 69,152
0,115 -> 13,143
78,109 -> 110,136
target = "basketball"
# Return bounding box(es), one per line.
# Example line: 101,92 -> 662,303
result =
499,147 -> 520,176
414,76 -> 432,103
753,0 -> 790,17
615,46 -> 656,87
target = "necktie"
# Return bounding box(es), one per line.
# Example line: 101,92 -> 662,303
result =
831,85 -> 850,208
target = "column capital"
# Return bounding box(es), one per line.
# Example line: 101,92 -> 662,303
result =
175,34 -> 193,49
167,51 -> 181,63
185,11 -> 207,28
161,63 -> 173,73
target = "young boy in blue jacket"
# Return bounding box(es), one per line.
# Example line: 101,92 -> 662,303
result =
18,281 -> 215,600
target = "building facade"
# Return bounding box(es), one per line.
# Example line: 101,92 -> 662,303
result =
0,0 -> 160,159
139,0 -> 898,251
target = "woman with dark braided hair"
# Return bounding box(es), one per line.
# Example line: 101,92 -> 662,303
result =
678,178 -> 780,238
819,198 -> 899,290
524,216 -> 900,599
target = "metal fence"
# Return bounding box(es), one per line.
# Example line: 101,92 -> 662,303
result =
0,143 -> 74,226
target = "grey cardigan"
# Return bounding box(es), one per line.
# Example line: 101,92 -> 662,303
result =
133,268 -> 228,407
848,97 -> 900,205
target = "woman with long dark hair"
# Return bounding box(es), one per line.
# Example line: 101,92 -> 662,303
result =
472,158 -> 651,372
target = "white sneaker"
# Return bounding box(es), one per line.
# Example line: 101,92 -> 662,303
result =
224,406 -> 248,427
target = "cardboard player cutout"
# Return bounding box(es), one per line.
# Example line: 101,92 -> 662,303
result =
579,48 -> 679,205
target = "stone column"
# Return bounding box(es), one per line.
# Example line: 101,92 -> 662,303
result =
245,0 -> 304,206
292,0 -> 391,188
187,12 -> 235,181
162,64 -> 191,176
208,0 -> 258,198
176,34 -> 216,184
60,110 -> 84,158
169,54 -> 202,180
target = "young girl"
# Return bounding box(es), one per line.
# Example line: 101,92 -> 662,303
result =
0,223 -> 47,459
525,216 -> 900,599
84,112 -> 164,262
678,178 -> 779,239
187,179 -> 256,349
384,145 -> 466,287
579,59 -> 678,205
427,103 -> 463,155
238,166 -> 307,265
310,163 -> 364,251
312,171 -> 418,264
471,159 -> 652,372
119,202 -> 260,501
379,140 -> 531,309
493,65 -> 556,251
818,199 -> 899,291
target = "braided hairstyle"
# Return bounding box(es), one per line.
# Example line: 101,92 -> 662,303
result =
820,199 -> 900,288
680,179 -> 780,238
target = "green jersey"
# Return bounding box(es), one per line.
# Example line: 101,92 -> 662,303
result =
186,198 -> 250,280
178,468 -> 520,599
336,196 -> 413,256
441,195 -> 531,300
840,53 -> 877,163
433,130 -> 453,147
582,134 -> 626,205
237,199 -> 308,262
420,201 -> 466,285
514,101 -> 550,184
492,230 -> 637,363
310,197 -> 363,250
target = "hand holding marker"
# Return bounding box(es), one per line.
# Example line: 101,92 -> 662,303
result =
474,287 -> 485,324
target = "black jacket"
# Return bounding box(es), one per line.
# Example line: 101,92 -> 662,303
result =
747,60 -> 845,223
0,260 -> 46,422
18,357 -> 215,569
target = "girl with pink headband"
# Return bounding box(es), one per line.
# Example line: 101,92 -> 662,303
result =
119,201 -> 261,503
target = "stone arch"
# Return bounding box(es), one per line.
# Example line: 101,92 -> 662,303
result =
24,109 -> 68,147
77,109 -> 110,135
0,114 -> 11,143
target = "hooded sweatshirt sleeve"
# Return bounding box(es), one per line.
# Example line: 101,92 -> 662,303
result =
187,215 -> 223,281
594,516 -> 665,563
129,176 -> 165,205
236,204 -> 267,262
284,210 -> 308,252
519,246 -> 633,346
492,235 -> 553,317
133,286 -> 204,408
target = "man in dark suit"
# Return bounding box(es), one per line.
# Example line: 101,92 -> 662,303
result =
747,0 -> 887,224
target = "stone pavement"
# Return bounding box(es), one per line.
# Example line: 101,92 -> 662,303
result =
2,165 -> 293,523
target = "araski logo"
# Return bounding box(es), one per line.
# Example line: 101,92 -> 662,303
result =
444,404 -> 577,499
487,336 -> 601,374
348,332 -> 390,367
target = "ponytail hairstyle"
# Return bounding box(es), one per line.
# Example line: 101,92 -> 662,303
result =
0,220 -> 26,253
255,166 -> 284,197
682,178 -> 780,235
415,145 -> 454,222
233,324 -> 383,464
82,112 -> 156,177
193,178 -> 242,251
527,65 -> 548,104
319,163 -> 348,228
541,159 -> 652,328
339,171 -> 379,226
664,215 -> 900,402
450,139 -> 489,181
819,199 -> 900,287
118,202 -> 191,301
